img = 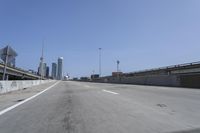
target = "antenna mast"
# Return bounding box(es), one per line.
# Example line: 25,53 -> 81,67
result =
40,41 -> 44,80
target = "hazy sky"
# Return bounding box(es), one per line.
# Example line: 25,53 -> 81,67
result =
0,0 -> 200,77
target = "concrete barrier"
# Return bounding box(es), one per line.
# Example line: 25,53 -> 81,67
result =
90,73 -> 200,88
92,75 -> 181,87
0,80 -> 54,94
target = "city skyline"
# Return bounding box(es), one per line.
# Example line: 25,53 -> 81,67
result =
1,0 -> 200,77
38,57 -> 63,79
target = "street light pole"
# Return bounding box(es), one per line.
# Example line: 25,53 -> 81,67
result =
2,46 -> 9,80
99,48 -> 102,77
117,60 -> 120,72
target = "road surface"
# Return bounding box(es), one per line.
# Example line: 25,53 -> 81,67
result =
0,81 -> 200,133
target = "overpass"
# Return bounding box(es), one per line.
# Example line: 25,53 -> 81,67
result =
0,63 -> 44,80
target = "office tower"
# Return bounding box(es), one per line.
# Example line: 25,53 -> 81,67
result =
38,62 -> 47,77
46,66 -> 49,78
57,57 -> 63,80
51,63 -> 57,79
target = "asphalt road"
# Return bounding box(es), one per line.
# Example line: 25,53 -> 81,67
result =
0,81 -> 200,133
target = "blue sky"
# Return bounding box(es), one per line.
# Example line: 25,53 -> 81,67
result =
0,0 -> 200,77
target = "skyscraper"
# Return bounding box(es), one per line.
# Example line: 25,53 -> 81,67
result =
57,57 -> 63,80
52,63 -> 57,79
43,63 -> 47,77
38,62 -> 47,77
46,66 -> 49,78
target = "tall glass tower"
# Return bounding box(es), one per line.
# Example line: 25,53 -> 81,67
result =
57,57 -> 63,80
51,63 -> 57,79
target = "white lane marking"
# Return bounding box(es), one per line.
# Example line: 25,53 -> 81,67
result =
102,89 -> 119,95
0,81 -> 60,116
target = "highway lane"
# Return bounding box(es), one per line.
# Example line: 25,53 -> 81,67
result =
0,81 -> 200,133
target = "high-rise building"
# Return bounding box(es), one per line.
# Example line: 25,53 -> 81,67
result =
46,66 -> 49,78
57,57 -> 63,80
51,63 -> 57,79
38,62 -> 43,76
38,62 -> 47,77
43,63 -> 47,77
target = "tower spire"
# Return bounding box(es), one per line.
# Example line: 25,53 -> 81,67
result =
40,40 -> 44,80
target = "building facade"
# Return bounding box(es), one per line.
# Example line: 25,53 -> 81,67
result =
38,62 -> 47,78
51,63 -> 57,79
57,57 -> 63,80
46,66 -> 49,78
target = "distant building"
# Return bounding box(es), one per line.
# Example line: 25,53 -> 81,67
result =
63,75 -> 69,81
91,74 -> 99,80
51,63 -> 57,79
112,72 -> 123,77
0,45 -> 17,68
38,62 -> 47,77
46,66 -> 49,78
80,77 -> 89,81
7,58 -> 16,67
57,57 -> 63,80
43,63 -> 47,77
73,78 -> 78,81
38,62 -> 43,76
29,69 -> 37,75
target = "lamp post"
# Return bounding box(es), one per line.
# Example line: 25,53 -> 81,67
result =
117,60 -> 120,72
99,48 -> 102,77
2,46 -> 9,80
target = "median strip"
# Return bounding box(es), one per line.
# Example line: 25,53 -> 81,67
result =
102,89 -> 119,95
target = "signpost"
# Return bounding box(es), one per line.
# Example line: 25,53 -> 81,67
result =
0,46 -> 18,80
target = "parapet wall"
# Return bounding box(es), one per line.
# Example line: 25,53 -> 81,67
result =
0,80 -> 54,94
91,73 -> 200,88
98,75 -> 180,87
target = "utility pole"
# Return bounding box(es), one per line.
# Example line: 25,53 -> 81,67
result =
117,60 -> 120,72
99,48 -> 102,77
117,60 -> 120,79
2,46 -> 9,80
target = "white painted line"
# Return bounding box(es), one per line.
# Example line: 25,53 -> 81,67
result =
102,89 -> 119,95
0,81 -> 60,116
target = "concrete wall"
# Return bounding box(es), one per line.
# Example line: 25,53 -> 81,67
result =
121,75 -> 180,87
0,80 -> 54,94
179,74 -> 200,88
93,75 -> 181,87
90,73 -> 200,88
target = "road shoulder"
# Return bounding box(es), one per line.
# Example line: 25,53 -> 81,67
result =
0,81 -> 57,112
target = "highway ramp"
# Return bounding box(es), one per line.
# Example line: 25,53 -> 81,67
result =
0,81 -> 200,133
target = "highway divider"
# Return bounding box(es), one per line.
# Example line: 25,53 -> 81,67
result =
0,80 -> 55,94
